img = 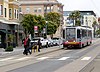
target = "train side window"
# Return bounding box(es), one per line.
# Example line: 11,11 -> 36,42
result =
77,29 -> 81,38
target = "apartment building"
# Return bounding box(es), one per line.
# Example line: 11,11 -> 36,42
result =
18,0 -> 63,38
0,0 -> 22,48
63,11 -> 98,27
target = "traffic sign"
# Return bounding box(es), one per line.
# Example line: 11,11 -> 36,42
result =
34,26 -> 38,33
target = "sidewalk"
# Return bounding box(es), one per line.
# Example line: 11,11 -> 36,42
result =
0,45 -> 61,57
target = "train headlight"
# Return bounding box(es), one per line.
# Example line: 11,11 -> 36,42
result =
73,40 -> 75,42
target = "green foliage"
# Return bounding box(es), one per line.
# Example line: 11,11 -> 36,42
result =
5,46 -> 13,51
92,20 -> 97,27
20,14 -> 46,36
8,34 -> 14,43
34,15 -> 46,33
75,20 -> 81,26
69,10 -> 82,26
44,12 -> 60,35
21,14 -> 34,36
20,13 -> 60,36
96,29 -> 100,35
45,12 -> 60,27
47,21 -> 58,35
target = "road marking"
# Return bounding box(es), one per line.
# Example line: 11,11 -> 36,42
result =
37,57 -> 49,60
58,57 -> 70,60
16,57 -> 31,61
81,57 -> 91,60
0,57 -> 14,61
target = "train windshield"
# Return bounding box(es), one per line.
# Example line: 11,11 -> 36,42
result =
66,28 -> 76,40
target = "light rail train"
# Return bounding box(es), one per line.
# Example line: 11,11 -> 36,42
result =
63,26 -> 93,48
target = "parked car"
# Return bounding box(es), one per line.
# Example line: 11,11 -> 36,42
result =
52,37 -> 60,46
31,37 -> 49,48
52,37 -> 64,46
47,38 -> 54,47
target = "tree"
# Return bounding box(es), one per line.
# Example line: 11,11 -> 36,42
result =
69,10 -> 82,26
92,20 -> 97,37
5,34 -> 14,51
45,12 -> 60,27
44,12 -> 60,36
47,21 -> 57,35
96,29 -> 100,35
20,14 -> 46,37
33,15 -> 46,34
21,14 -> 34,37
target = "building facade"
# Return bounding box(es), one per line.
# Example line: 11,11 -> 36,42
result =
63,11 -> 99,38
63,11 -> 98,27
0,0 -> 22,48
18,0 -> 63,38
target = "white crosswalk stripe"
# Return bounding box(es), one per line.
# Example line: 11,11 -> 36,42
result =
0,56 -> 71,62
37,57 -> 49,60
0,57 -> 14,61
81,57 -> 91,60
58,57 -> 70,60
16,57 -> 31,61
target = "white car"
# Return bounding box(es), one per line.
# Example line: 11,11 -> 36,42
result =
47,38 -> 54,47
31,37 -> 49,48
52,37 -> 64,46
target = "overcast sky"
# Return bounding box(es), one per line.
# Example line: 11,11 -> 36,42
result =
57,0 -> 100,16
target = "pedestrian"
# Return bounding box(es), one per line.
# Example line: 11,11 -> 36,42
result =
23,35 -> 31,55
23,37 -> 28,55
37,39 -> 41,52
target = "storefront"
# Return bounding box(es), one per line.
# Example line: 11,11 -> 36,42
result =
0,22 -> 23,48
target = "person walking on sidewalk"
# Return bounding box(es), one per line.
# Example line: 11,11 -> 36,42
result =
37,39 -> 41,52
23,36 -> 31,55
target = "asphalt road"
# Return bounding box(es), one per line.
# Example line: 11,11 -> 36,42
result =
0,38 -> 100,72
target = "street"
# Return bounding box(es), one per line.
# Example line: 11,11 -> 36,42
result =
1,0 -> 100,72
0,38 -> 100,72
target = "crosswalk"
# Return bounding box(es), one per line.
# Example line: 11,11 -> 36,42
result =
0,56 -> 92,62
0,55 -> 92,67
0,56 -> 71,62
58,57 -> 70,60
0,57 -> 14,61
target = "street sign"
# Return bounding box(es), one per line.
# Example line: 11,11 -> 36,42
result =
43,28 -> 46,33
34,26 -> 38,33
34,26 -> 38,30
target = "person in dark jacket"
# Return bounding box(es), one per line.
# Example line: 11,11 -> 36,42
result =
37,39 -> 41,52
23,36 -> 31,55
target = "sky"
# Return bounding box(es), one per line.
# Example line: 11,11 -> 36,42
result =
57,0 -> 100,16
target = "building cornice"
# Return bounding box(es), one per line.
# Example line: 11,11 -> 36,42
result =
19,1 -> 62,5
9,1 -> 20,6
